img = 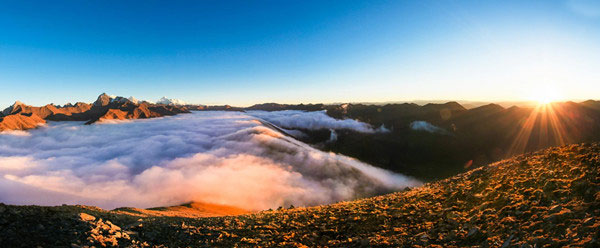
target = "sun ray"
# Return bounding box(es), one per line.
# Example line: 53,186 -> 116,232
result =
507,100 -> 575,156
507,105 -> 540,156
546,103 -> 569,146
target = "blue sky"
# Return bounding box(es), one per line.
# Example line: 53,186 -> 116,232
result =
1,0 -> 599,107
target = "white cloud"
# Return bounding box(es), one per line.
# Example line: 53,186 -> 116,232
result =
246,110 -> 382,133
409,121 -> 449,135
157,97 -> 186,105
0,130 -> 32,137
0,112 -> 420,210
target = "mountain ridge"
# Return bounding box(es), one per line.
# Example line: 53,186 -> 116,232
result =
0,93 -> 191,132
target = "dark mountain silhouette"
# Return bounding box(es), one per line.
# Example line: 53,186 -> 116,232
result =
199,105 -> 242,111
246,103 -> 326,112
182,104 -> 243,111
243,100 -> 600,181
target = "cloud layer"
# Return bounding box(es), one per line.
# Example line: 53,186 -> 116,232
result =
246,110 -> 379,133
0,111 -> 419,210
410,121 -> 449,135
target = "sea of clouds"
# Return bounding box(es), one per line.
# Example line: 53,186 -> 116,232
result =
0,111 -> 420,210
246,110 -> 382,133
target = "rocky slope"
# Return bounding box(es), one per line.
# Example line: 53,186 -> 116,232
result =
0,112 -> 46,131
113,202 -> 249,218
0,93 -> 190,131
1,100 -> 92,120
1,143 -> 598,247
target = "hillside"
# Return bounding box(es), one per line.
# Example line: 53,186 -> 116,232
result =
1,143 -> 598,247
0,112 -> 46,131
113,202 -> 249,218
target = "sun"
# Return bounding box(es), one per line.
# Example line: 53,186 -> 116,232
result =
534,95 -> 554,105
528,88 -> 561,105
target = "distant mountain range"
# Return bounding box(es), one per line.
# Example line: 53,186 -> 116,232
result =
156,97 -> 186,106
2,93 -> 600,182
0,93 -> 190,131
234,100 -> 600,181
1,95 -> 599,247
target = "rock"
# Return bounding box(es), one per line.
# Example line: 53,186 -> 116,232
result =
501,234 -> 514,248
543,180 -> 558,194
419,232 -> 429,241
360,239 -> 370,246
549,205 -> 562,214
79,213 -> 96,222
544,214 -> 557,223
467,227 -> 479,238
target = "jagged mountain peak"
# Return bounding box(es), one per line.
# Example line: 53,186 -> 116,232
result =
1,93 -> 191,131
127,96 -> 139,104
93,93 -> 113,107
157,97 -> 186,106
2,100 -> 28,116
110,96 -> 135,104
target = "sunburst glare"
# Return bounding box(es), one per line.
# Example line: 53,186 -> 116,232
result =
528,88 -> 562,105
507,101 -> 579,156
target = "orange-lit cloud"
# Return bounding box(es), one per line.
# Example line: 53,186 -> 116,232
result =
0,111 -> 419,210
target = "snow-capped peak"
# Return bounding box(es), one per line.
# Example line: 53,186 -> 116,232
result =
127,96 -> 139,104
157,97 -> 186,106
